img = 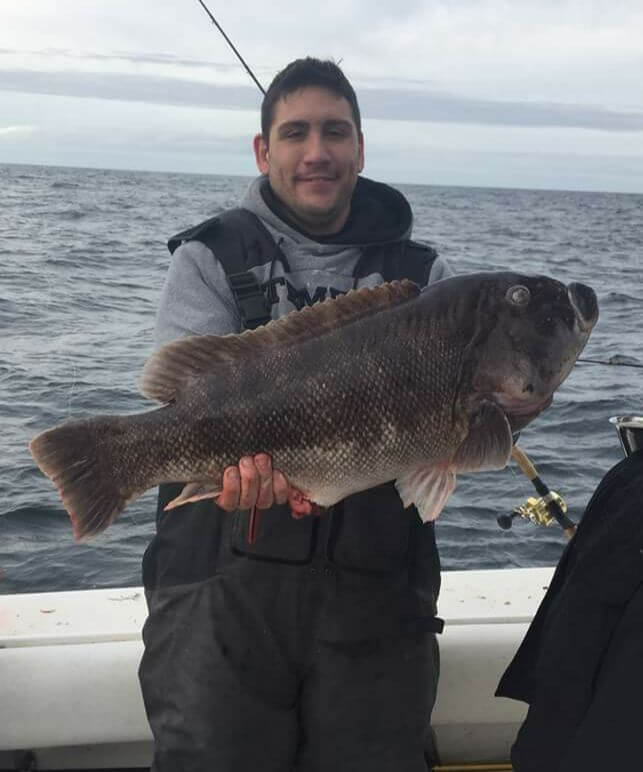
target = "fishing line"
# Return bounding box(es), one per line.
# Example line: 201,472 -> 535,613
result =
193,1 -> 642,367
195,0 -> 266,95
577,358 -> 643,369
194,2 -> 641,378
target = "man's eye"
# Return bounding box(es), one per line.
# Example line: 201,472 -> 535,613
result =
285,130 -> 304,139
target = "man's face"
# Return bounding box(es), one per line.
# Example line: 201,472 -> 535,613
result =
254,86 -> 364,236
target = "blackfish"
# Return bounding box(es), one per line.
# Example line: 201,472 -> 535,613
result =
30,272 -> 598,541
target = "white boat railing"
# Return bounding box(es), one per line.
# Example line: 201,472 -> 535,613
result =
1,566 -> 554,768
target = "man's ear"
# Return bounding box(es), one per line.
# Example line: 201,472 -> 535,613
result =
253,133 -> 270,174
357,131 -> 365,173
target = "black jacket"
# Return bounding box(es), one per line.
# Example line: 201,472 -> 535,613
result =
497,451 -> 643,771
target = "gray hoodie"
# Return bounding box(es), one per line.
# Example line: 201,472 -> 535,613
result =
155,175 -> 451,347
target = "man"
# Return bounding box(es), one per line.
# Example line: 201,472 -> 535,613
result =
139,57 -> 451,771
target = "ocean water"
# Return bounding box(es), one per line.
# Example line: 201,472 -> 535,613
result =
1,162 -> 641,595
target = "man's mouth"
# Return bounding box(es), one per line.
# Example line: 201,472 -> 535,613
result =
296,175 -> 337,183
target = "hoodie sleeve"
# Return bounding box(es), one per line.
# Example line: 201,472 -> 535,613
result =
154,240 -> 242,349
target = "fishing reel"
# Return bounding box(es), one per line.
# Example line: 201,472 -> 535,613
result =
499,445 -> 577,540
503,418 -> 643,540
498,490 -> 568,531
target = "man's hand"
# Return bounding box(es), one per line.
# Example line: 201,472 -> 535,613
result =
216,453 -> 290,512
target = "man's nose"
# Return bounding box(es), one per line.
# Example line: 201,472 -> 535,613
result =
302,131 -> 332,163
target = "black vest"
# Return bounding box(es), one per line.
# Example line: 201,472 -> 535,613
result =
144,208 -> 442,625
167,208 -> 438,330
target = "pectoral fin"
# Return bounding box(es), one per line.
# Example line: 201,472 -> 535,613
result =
164,481 -> 222,511
395,464 -> 456,523
454,400 -> 513,473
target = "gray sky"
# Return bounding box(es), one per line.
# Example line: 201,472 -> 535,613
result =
1,0 -> 642,192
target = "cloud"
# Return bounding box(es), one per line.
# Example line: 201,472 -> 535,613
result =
0,124 -> 36,137
2,67 -> 643,132
0,69 -> 260,111
359,90 -> 643,132
0,46 -> 241,72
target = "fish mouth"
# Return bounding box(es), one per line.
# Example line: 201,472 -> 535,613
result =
489,393 -> 553,429
568,282 -> 599,333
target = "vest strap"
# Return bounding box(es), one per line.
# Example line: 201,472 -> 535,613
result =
227,271 -> 272,330
168,209 -> 284,331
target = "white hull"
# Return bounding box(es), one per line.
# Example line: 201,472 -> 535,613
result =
1,567 -> 553,768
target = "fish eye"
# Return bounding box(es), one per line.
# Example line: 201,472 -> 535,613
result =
506,285 -> 530,306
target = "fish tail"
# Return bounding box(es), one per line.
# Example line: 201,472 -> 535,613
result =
29,417 -> 138,541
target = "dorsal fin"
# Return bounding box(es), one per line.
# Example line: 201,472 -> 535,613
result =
140,279 -> 420,403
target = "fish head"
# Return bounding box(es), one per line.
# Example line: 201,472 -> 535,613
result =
464,272 -> 599,432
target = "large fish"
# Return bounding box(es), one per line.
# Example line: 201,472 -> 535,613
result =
30,272 -> 598,541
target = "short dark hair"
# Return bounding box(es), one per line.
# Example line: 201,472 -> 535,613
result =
261,57 -> 362,139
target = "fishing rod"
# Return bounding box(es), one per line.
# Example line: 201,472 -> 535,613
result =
193,1 -> 643,368
194,3 -> 642,353
501,354 -> 642,537
195,0 -> 266,95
